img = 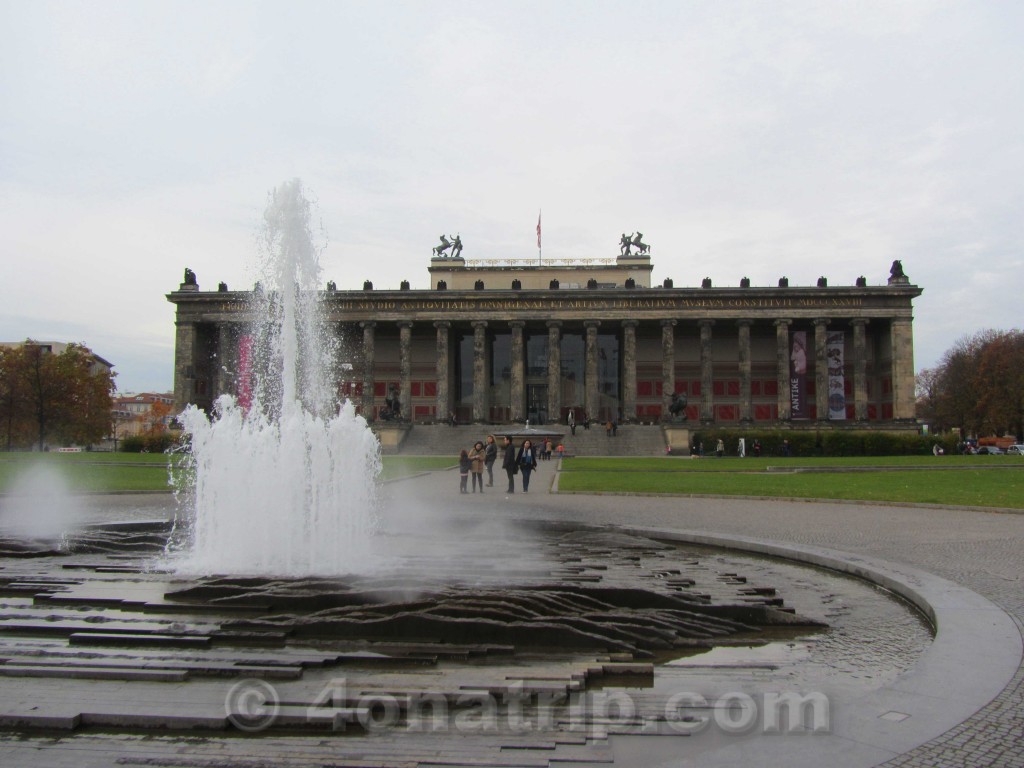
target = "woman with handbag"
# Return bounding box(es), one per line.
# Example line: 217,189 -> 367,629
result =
468,440 -> 486,493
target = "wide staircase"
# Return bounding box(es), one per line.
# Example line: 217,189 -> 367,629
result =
393,423 -> 668,457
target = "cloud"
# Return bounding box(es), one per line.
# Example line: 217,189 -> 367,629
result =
1,1 -> 1022,391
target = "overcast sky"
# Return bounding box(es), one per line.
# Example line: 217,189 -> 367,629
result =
1,1 -> 1021,394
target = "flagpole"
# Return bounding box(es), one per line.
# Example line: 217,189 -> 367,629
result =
537,210 -> 542,265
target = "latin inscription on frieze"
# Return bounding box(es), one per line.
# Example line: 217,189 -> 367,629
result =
332,296 -> 867,312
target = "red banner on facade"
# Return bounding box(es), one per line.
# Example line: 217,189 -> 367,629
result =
237,334 -> 254,410
790,330 -> 807,419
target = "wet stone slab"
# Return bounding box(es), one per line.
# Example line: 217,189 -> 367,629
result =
0,520 -> 931,766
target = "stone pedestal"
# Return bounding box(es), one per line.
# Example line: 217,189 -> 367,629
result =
374,423 -> 411,454
663,426 -> 691,456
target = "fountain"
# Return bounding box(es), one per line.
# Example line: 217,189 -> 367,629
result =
0,182 -> 938,765
171,180 -> 381,576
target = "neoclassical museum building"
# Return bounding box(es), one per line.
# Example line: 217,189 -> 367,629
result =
169,250 -> 922,430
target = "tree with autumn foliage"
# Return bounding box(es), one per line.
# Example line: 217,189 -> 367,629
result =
0,341 -> 116,450
917,329 -> 1024,438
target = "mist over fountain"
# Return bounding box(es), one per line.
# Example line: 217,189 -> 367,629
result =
171,180 -> 381,576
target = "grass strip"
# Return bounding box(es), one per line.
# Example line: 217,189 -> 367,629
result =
557,464 -> 1024,508
379,456 -> 454,480
561,455 -> 1020,472
0,453 -> 455,492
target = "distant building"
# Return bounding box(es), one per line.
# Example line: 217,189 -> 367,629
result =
0,340 -> 114,376
112,393 -> 175,438
168,250 -> 922,429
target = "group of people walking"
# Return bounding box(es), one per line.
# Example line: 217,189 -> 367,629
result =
458,435 -> 541,494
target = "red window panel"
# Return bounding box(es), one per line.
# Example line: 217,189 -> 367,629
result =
809,405 -> 817,420
754,404 -> 773,420
751,381 -> 762,396
424,381 -> 437,397
882,378 -> 892,394
414,405 -> 434,418
374,382 -> 387,397
846,404 -> 855,419
713,381 -> 725,396
691,381 -> 701,396
844,380 -> 852,395
655,381 -> 663,396
764,380 -> 777,396
717,405 -> 737,421
727,380 -> 740,396
647,404 -> 662,418
807,381 -> 816,395
411,382 -> 421,397
882,403 -> 894,419
685,405 -> 699,421
675,381 -> 688,395
637,380 -> 653,397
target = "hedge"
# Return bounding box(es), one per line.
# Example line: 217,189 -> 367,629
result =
688,429 -> 957,457
120,433 -> 180,454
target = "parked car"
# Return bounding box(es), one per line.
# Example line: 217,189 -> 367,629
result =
1006,445 -> 1024,455
976,446 -> 1005,455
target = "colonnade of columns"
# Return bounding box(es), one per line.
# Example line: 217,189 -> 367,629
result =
349,316 -> 908,425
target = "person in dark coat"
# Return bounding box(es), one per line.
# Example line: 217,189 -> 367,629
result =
484,434 -> 498,486
501,435 -> 517,493
516,439 -> 539,493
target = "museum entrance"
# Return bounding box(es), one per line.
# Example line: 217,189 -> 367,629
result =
527,383 -> 547,424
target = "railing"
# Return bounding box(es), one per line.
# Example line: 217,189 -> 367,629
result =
462,257 -> 618,267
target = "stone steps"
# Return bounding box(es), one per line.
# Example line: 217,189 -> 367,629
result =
395,424 -> 667,457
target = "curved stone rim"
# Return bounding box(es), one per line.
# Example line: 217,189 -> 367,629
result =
587,522 -> 1024,767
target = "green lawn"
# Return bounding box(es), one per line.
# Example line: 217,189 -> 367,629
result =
379,456 -> 454,480
557,455 -> 1024,508
0,453 -> 175,493
562,455 -> 1009,471
0,452 -> 454,492
3,452 -> 1020,508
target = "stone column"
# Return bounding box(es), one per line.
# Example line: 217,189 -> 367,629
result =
509,321 -> 526,422
214,322 -> 236,402
360,321 -> 376,418
546,321 -> 562,423
622,320 -> 639,423
471,320 -> 488,423
737,319 -> 752,424
398,321 -> 413,423
699,320 -> 715,424
173,320 -> 197,412
660,319 -> 676,422
434,321 -> 450,423
584,320 -> 601,422
890,317 -> 916,421
775,320 -> 791,421
814,318 -> 829,421
852,319 -> 869,421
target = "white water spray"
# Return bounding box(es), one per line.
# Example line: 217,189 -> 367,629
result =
172,180 -> 381,576
1,463 -> 82,541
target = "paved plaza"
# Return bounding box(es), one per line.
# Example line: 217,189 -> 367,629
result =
1,465 -> 1022,767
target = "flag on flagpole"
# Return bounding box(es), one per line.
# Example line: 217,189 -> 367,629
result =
536,211 -> 542,249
